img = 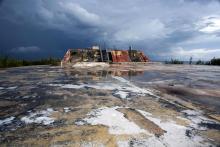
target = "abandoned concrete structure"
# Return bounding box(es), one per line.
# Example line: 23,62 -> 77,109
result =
62,46 -> 149,64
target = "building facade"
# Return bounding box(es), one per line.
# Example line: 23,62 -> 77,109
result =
62,46 -> 149,64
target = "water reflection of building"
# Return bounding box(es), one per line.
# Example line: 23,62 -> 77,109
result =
62,46 -> 149,64
64,69 -> 144,80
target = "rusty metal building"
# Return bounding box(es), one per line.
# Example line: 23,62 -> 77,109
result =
62,46 -> 149,64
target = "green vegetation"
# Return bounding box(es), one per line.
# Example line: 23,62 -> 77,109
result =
196,60 -> 205,65
0,56 -> 60,68
165,59 -> 184,64
196,58 -> 220,66
209,58 -> 220,65
165,57 -> 220,66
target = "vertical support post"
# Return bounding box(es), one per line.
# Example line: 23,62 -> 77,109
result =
81,49 -> 84,61
99,46 -> 103,62
106,48 -> 110,63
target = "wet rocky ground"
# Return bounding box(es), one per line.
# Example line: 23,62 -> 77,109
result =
0,63 -> 220,147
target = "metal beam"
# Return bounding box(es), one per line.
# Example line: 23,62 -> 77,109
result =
99,45 -> 103,62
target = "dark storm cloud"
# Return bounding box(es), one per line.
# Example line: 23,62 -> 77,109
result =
0,0 -> 220,60
184,0 -> 220,4
0,0 -> 4,4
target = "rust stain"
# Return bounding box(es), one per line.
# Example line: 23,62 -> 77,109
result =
110,50 -> 131,62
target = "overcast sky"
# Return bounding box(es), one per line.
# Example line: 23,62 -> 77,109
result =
0,0 -> 220,61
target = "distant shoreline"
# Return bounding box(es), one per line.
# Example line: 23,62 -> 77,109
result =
0,57 -> 60,68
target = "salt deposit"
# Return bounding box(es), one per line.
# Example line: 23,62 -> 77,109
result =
21,108 -> 55,125
76,107 -> 213,146
112,76 -> 158,98
136,109 -> 213,147
49,76 -> 158,99
64,107 -> 71,113
75,107 -> 147,135
49,84 -> 84,89
7,86 -> 17,90
0,117 -> 15,126
0,86 -> 17,90
182,109 -> 219,130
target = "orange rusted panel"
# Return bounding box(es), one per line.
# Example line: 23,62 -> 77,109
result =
110,50 -> 131,62
139,51 -> 149,62
62,49 -> 72,63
